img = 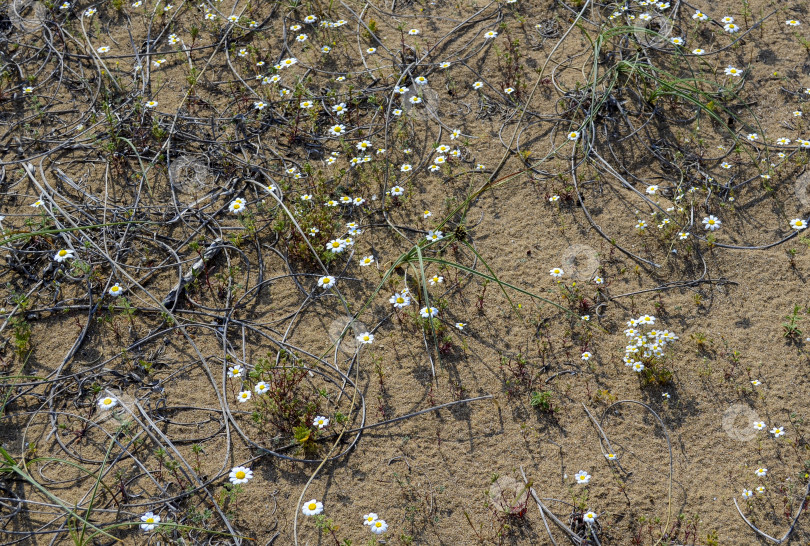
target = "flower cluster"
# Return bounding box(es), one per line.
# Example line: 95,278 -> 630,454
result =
299,501 -> 390,535
138,465 -> 255,531
752,420 -> 785,438
622,315 -> 679,375
362,512 -> 389,534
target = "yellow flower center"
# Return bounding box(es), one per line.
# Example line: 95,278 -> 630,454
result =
103,398 -> 112,405
363,336 -> 369,341
397,297 -> 404,303
146,517 -> 154,523
236,471 -> 246,479
308,503 -> 317,510
375,521 -> 382,527
58,250 -> 68,257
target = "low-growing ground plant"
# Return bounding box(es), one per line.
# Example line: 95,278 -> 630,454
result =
2,0 -> 810,543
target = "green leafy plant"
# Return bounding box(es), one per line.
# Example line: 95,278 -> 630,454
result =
783,305 -> 803,342
293,425 -> 319,458
530,390 -> 553,412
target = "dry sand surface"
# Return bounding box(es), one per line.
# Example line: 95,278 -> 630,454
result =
2,0 -> 810,544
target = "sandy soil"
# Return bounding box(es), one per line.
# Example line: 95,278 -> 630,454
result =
2,0 -> 810,544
